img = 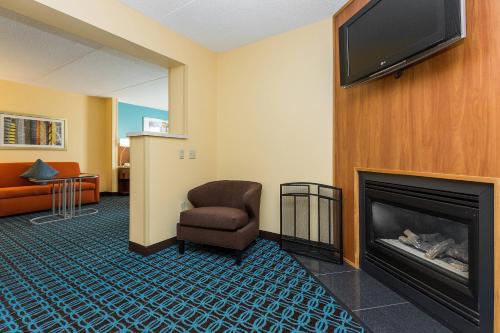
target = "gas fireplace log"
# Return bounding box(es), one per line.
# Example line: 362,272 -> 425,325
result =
398,235 -> 432,251
403,229 -> 419,241
419,233 -> 446,243
441,257 -> 469,272
425,239 -> 456,259
398,235 -> 415,246
397,229 -> 468,264
400,229 -> 428,250
399,229 -> 434,251
445,241 -> 469,263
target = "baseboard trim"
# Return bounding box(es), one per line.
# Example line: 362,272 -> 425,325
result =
129,237 -> 177,256
259,230 -> 280,242
100,192 -> 125,197
129,231 -> 278,255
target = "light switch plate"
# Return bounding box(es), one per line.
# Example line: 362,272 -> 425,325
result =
189,150 -> 196,159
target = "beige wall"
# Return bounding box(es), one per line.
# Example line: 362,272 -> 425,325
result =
130,136 -> 217,245
128,51 -> 217,244
216,20 -> 334,233
0,79 -> 113,191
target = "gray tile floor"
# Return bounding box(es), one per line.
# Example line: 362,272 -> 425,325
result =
294,254 -> 452,333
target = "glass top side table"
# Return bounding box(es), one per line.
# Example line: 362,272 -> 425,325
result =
29,174 -> 99,225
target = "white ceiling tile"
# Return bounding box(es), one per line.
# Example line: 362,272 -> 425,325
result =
0,9 -> 169,107
0,11 -> 97,82
35,48 -> 167,96
114,77 -> 169,111
120,0 -> 348,51
120,0 -> 196,21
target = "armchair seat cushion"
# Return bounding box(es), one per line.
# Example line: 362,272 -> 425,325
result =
180,207 -> 249,231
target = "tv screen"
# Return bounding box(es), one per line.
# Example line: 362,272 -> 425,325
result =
339,0 -> 465,88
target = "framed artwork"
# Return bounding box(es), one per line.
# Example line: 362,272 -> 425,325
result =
143,117 -> 168,133
0,113 -> 66,150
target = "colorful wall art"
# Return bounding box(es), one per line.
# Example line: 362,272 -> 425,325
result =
0,113 -> 66,150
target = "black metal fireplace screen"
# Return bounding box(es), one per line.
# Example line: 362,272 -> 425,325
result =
280,182 -> 343,264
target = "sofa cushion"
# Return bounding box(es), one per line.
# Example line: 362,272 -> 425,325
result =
0,182 -> 96,200
180,207 -> 249,231
0,185 -> 51,199
53,182 -> 96,192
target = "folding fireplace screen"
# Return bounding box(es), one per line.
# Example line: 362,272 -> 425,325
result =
0,113 -> 66,150
280,182 -> 343,264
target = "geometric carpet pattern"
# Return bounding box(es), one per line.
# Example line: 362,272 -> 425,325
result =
0,197 -> 366,333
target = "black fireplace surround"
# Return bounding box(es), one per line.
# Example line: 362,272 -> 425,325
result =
359,172 -> 494,333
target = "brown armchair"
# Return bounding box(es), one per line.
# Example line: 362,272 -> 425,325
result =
177,180 -> 262,265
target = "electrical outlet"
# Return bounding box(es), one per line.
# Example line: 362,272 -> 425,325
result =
189,149 -> 196,159
179,149 -> 185,159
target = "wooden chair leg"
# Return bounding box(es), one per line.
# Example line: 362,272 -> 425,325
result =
235,249 -> 243,266
178,240 -> 185,254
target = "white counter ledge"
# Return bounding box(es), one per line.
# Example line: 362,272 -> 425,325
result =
127,132 -> 188,139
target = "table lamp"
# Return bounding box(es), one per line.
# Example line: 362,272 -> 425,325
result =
119,138 -> 130,166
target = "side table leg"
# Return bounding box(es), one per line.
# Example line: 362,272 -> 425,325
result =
57,179 -> 61,216
51,181 -> 56,215
69,179 -> 72,218
79,178 -> 82,214
72,179 -> 76,218
68,179 -> 72,218
62,179 -> 67,218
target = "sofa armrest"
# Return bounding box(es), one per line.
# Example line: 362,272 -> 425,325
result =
85,176 -> 100,202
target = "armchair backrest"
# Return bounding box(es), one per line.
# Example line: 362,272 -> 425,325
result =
188,180 -> 262,222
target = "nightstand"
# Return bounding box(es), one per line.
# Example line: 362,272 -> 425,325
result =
117,167 -> 130,195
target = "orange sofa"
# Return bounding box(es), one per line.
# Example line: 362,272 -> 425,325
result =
0,162 -> 99,217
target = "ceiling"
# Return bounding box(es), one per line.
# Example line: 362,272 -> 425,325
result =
120,0 -> 348,52
0,9 -> 168,111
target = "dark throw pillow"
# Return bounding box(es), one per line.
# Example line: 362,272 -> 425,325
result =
20,159 -> 59,183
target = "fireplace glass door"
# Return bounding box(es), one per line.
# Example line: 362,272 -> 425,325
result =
371,202 -> 470,281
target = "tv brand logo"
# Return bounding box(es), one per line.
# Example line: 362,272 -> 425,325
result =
380,60 -> 387,66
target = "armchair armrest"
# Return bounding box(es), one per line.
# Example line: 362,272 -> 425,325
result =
187,183 -> 213,207
243,184 -> 262,224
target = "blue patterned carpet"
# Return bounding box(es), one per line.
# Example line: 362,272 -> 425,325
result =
0,197 -> 365,333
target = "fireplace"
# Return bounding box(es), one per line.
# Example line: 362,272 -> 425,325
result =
359,172 -> 494,333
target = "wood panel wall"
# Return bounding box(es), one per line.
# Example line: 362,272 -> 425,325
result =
333,0 -> 500,263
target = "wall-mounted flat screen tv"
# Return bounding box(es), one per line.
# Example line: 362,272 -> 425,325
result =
339,0 -> 466,88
